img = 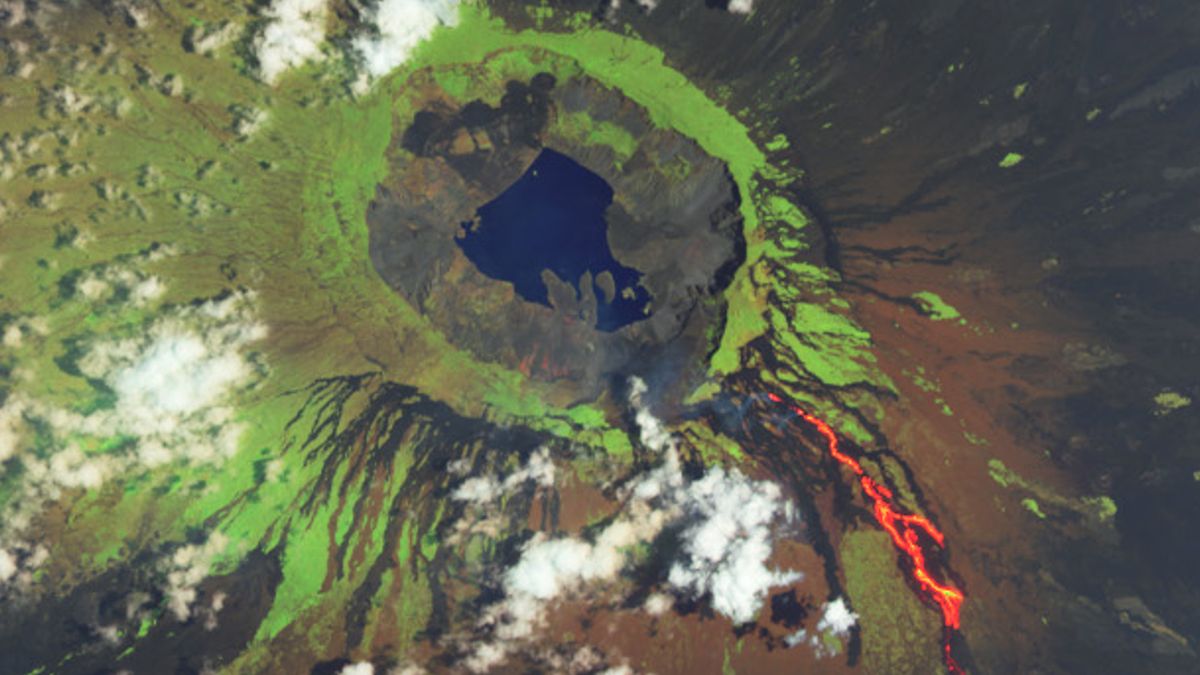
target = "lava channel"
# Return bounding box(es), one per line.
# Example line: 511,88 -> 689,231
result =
766,392 -> 966,674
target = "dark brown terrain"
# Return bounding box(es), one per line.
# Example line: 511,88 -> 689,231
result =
486,1 -> 1200,673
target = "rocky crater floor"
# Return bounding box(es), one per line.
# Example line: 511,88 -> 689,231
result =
368,62 -> 744,394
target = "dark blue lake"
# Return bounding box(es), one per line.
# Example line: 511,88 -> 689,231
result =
455,148 -> 652,332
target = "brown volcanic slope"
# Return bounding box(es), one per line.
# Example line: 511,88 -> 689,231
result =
491,2 -> 1200,674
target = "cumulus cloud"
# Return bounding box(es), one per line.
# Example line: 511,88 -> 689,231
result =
75,262 -> 165,307
452,447 -> 555,505
230,105 -> 269,140
161,532 -> 229,621
0,288 -> 266,590
607,0 -> 657,14
785,597 -> 858,656
643,592 -> 672,615
666,468 -> 802,623
0,398 -> 27,462
184,20 -> 241,56
463,377 -> 798,671
452,475 -> 503,504
783,627 -> 807,648
201,591 -> 227,630
727,0 -> 754,14
338,662 -> 374,675
1,315 -> 49,351
254,0 -> 329,84
3,324 -> 22,349
354,0 -> 460,79
0,544 -> 48,593
0,548 -> 16,583
818,597 -> 858,635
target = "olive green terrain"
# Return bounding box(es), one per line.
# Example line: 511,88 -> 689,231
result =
0,2 -> 925,672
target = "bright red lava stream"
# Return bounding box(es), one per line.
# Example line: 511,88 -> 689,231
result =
766,392 -> 966,674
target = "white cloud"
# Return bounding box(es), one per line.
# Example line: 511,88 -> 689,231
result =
354,0 -> 460,79
452,475 -> 502,504
452,447 -> 555,505
0,544 -> 48,593
817,597 -> 858,636
61,291 -> 267,469
643,592 -> 672,615
76,264 -> 165,307
339,663 -> 375,675
231,105 -> 269,140
109,0 -> 150,27
3,324 -> 22,349
504,536 -> 607,600
785,597 -> 858,657
783,627 -> 808,648
112,333 -> 248,416
161,532 -> 229,621
202,591 -> 227,630
667,467 -> 802,624
185,21 -> 241,56
470,498 -> 673,670
2,316 -> 49,351
463,642 -> 508,674
463,377 -> 798,670
254,0 -> 329,84
96,623 -> 122,644
608,0 -> 656,14
0,549 -> 16,582
0,289 -> 266,587
727,0 -> 754,14
1,0 -> 28,28
388,662 -> 428,675
0,398 -> 27,462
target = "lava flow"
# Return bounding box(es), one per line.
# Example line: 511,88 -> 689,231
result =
766,392 -> 966,674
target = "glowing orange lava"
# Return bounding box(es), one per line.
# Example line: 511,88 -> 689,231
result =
766,392 -> 965,674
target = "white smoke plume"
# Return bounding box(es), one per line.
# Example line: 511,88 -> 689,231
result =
254,0 -> 329,84
463,377 -> 799,671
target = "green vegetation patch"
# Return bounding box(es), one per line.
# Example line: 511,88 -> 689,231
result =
912,291 -> 962,321
998,152 -> 1025,168
841,530 -> 943,673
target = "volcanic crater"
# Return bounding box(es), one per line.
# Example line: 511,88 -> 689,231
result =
367,68 -> 745,393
